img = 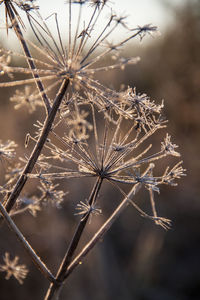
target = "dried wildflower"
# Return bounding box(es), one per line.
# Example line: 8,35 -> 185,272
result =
0,252 -> 28,284
124,87 -> 164,114
113,12 -> 129,29
10,85 -> 43,113
27,102 -> 184,228
66,108 -> 93,140
132,164 -> 160,193
162,161 -> 186,186
132,24 -> 158,41
75,199 -> 102,223
38,181 -> 67,208
0,1 -> 157,118
0,1 -> 186,298
161,133 -> 180,157
30,105 -> 172,183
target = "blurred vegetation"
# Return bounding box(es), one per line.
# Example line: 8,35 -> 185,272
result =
0,1 -> 200,299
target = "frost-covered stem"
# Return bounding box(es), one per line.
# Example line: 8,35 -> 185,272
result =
64,182 -> 142,279
0,201 -> 56,283
4,78 -> 69,214
45,181 -> 143,300
5,2 -> 51,114
44,177 -> 103,300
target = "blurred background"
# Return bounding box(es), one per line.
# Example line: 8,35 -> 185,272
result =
0,0 -> 200,299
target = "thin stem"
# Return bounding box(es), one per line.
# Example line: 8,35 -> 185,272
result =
44,177 -> 103,300
45,165 -> 152,298
64,183 -> 142,279
81,27 -> 145,70
5,2 -> 51,115
43,181 -> 142,299
0,201 -> 56,283
4,78 -> 69,214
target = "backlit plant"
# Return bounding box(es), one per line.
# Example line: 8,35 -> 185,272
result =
0,1 -> 185,299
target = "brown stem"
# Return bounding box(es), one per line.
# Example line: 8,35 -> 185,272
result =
0,201 -> 56,283
44,177 -> 103,300
45,177 -> 144,300
5,78 -> 69,214
5,2 -> 51,114
64,164 -> 153,280
64,182 -> 142,279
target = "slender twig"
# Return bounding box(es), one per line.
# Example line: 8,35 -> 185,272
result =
44,181 -> 142,300
0,201 -> 56,283
5,2 -> 51,115
44,144 -> 155,299
57,177 -> 103,277
44,177 -> 103,300
64,183 -> 142,279
4,78 -> 69,214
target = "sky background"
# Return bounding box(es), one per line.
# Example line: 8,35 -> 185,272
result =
0,0 -> 187,49
37,0 -> 186,31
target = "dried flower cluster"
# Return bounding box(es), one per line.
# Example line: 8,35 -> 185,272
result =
0,252 -> 28,284
0,1 -> 185,299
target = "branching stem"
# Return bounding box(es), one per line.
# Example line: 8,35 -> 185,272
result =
4,78 -> 69,214
64,182 -> 142,279
0,201 -> 56,283
5,2 -> 51,114
44,178 -> 144,300
44,177 -> 103,300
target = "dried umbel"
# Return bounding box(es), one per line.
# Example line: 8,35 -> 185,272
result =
0,252 -> 28,284
0,1 -> 185,300
27,101 -> 184,229
0,0 -> 155,117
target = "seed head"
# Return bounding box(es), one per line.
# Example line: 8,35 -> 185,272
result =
0,252 -> 28,284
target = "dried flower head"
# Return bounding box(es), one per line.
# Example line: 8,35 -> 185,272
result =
75,199 -> 102,223
0,252 -> 28,284
38,181 -> 67,208
27,102 -> 185,227
10,85 -> 43,113
161,133 -> 181,157
0,1 -> 156,117
0,0 -> 186,298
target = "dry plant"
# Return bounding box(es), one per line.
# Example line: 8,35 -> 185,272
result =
0,1 -> 185,299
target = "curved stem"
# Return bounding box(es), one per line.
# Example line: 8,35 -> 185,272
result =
63,166 -> 152,281
44,177 -> 103,300
64,182 -> 142,279
4,78 -> 69,214
0,201 -> 56,283
45,175 -> 145,299
5,2 -> 51,114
